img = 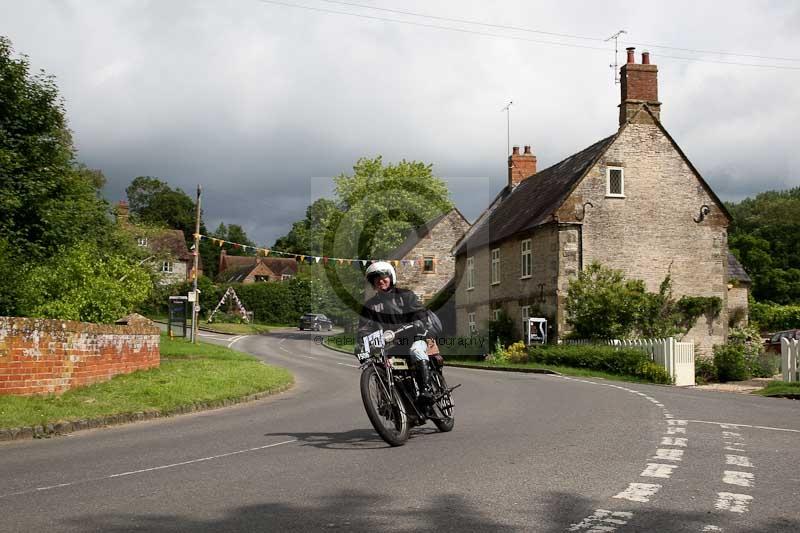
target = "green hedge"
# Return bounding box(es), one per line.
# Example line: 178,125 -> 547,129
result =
750,301 -> 800,332
529,345 -> 673,384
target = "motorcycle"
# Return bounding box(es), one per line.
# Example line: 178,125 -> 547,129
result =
355,323 -> 458,446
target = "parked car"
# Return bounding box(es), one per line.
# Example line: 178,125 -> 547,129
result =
299,313 -> 333,331
764,329 -> 800,353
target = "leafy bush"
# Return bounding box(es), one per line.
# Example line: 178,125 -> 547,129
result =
713,344 -> 749,382
505,341 -> 529,364
486,340 -> 509,364
750,301 -> 800,332
486,311 -> 515,349
695,357 -> 717,384
529,344 -> 673,384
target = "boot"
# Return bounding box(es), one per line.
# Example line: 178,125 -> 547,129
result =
416,361 -> 435,415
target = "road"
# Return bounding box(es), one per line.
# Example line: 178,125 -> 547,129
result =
1,329 -> 799,532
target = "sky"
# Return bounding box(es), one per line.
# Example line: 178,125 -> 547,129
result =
2,0 -> 799,247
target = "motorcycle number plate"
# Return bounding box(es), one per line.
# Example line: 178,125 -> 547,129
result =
362,330 -> 385,354
388,358 -> 408,370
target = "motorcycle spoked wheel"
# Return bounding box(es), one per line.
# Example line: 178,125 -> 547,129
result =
360,365 -> 410,446
429,369 -> 455,432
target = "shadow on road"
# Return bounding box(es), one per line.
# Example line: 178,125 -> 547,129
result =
263,426 -> 440,450
66,489 -> 518,532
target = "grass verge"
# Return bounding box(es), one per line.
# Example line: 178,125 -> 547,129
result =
0,334 -> 293,429
446,359 -> 657,383
755,381 -> 800,399
200,322 -> 273,335
324,332 -> 356,354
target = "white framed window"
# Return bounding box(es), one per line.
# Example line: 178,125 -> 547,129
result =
492,308 -> 501,321
161,261 -> 174,273
466,256 -> 475,290
137,237 -> 148,247
520,239 -> 532,278
281,274 -> 294,280
491,248 -> 501,285
606,166 -> 625,197
468,312 -> 476,334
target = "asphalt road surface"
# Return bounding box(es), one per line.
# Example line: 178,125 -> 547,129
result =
1,329 -> 799,532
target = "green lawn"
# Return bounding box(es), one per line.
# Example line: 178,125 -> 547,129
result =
200,322 -> 273,335
755,381 -> 800,398
0,334 -> 293,429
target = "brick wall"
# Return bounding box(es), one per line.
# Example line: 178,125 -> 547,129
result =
0,315 -> 160,396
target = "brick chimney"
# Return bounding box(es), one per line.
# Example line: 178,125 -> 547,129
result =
619,47 -> 661,126
508,145 -> 537,188
115,200 -> 130,225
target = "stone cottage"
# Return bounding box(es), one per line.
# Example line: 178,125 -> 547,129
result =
216,250 -> 298,283
453,49 -> 736,354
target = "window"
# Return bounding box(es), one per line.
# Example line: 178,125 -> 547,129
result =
468,312 -> 476,334
466,257 -> 475,290
137,237 -> 148,247
492,308 -> 501,322
161,261 -> 174,273
254,275 -> 270,282
491,248 -> 501,285
606,166 -> 624,197
520,239 -> 532,278
521,305 -> 530,334
423,256 -> 435,273
281,274 -> 293,280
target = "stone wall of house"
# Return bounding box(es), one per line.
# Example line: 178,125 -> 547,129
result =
727,285 -> 749,327
558,121 -> 729,354
397,210 -> 471,302
157,260 -> 189,286
454,225 -> 560,339
0,315 -> 160,396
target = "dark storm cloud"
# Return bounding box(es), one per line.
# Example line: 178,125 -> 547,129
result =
2,0 -> 798,246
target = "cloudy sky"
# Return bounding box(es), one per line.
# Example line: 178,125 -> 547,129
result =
3,0 -> 799,246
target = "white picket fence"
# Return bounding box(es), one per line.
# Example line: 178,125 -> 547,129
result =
782,338 -> 799,382
565,337 -> 696,386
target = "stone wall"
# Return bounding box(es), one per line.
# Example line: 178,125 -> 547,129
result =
0,315 -> 160,396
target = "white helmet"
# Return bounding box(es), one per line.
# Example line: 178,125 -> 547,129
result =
365,261 -> 396,287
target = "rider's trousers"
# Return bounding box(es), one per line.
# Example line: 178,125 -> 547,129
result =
410,339 -> 429,362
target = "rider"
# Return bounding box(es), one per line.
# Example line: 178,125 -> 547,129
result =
357,261 -> 434,407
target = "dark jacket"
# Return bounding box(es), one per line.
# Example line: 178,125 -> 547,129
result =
357,287 -> 427,354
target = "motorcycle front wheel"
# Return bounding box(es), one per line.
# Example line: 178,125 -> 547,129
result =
360,366 -> 410,446
429,368 -> 455,432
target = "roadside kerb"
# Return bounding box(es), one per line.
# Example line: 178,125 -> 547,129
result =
0,382 -> 294,443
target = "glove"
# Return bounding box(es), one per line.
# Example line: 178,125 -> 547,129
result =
412,319 -> 426,333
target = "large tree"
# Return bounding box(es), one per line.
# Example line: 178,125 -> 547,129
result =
0,36 -> 112,261
125,176 -> 200,239
273,198 -> 338,255
727,187 -> 800,304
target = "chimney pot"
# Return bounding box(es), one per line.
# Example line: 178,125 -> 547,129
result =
626,47 -> 635,64
523,145 -> 531,154
512,146 -> 520,155
642,51 -> 650,64
508,144 -> 537,188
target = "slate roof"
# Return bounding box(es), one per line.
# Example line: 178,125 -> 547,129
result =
216,256 -> 298,283
454,134 -> 617,255
149,230 -> 193,262
389,209 -> 467,260
727,253 -> 752,284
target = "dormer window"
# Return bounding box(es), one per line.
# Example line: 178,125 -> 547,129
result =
606,167 -> 625,197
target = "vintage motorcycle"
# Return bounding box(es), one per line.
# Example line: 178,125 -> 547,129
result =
355,323 -> 458,446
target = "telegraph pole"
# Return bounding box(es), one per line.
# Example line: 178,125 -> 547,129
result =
191,184 -> 202,343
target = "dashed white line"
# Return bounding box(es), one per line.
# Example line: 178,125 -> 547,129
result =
725,455 -> 754,468
660,437 -> 687,447
641,463 -> 678,478
723,471 -> 754,487
714,492 -> 753,513
568,509 -> 633,531
688,420 -> 800,434
614,483 -> 661,503
653,449 -> 684,461
666,426 -> 687,435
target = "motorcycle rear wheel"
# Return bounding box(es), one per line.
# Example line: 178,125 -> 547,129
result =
429,369 -> 455,432
360,366 -> 410,446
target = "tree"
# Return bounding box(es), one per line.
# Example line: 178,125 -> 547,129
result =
0,36 -> 113,262
212,222 -> 255,256
18,241 -> 152,323
273,198 -> 338,255
727,187 -> 800,304
126,176 -> 199,239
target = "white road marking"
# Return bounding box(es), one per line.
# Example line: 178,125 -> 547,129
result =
336,362 -> 359,368
722,431 -> 741,438
661,437 -> 687,447
725,455 -> 754,468
666,426 -> 687,435
0,439 -> 298,500
714,492 -> 753,513
227,335 -> 245,348
724,446 -> 746,452
613,483 -> 661,503
701,526 -> 722,532
568,509 -> 633,531
666,419 -> 688,426
641,463 -> 678,478
723,471 -> 754,487
653,449 -> 684,461
685,420 -> 800,433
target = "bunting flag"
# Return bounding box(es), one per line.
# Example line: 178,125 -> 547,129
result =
196,233 -> 437,269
